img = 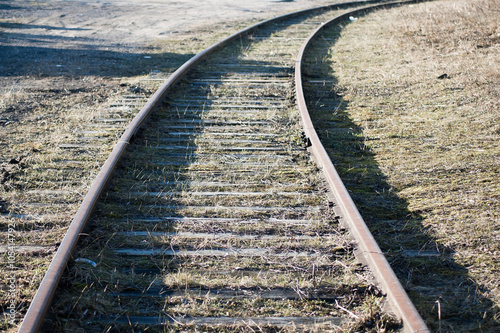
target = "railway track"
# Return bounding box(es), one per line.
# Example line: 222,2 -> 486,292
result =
19,1 -> 429,332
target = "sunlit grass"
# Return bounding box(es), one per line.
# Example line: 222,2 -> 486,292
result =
309,0 -> 499,330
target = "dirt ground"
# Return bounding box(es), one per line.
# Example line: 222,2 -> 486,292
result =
0,0 -> 331,77
0,0 -> 336,122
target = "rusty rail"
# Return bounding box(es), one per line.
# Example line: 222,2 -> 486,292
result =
295,1 -> 429,332
18,1 -> 428,332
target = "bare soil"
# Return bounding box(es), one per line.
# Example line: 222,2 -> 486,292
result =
1,0 -> 332,120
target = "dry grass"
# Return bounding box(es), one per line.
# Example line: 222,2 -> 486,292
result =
317,0 -> 499,330
0,76 -> 144,332
5,1 -> 496,330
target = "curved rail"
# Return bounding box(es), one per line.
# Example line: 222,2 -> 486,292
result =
19,1 -> 426,332
295,1 -> 429,332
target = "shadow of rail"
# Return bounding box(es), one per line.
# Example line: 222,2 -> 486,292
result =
301,19 -> 495,332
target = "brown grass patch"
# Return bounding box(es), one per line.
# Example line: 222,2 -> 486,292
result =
321,0 -> 499,330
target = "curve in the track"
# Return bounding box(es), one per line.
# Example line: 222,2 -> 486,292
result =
18,1 -> 429,332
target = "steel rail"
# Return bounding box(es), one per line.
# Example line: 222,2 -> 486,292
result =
295,1 -> 430,332
19,1 -> 416,332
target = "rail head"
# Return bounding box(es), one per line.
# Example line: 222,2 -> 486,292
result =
17,1 -> 391,332
294,1 -> 430,332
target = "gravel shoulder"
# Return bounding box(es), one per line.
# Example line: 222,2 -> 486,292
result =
1,0 -> 329,77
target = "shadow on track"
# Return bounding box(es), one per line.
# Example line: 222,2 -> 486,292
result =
301,18 -> 495,332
